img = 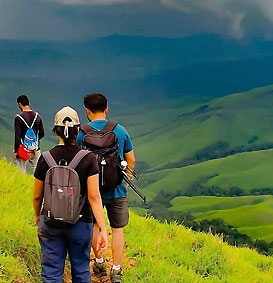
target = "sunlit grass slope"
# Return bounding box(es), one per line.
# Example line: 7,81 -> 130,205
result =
125,214 -> 273,282
134,85 -> 273,169
170,196 -> 273,241
1,159 -> 273,282
141,148 -> 273,195
0,159 -> 40,282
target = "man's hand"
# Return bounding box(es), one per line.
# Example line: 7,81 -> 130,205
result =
35,215 -> 40,226
124,150 -> 136,188
96,229 -> 108,254
14,153 -> 18,160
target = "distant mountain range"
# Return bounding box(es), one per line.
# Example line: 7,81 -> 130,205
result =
1,34 -> 273,102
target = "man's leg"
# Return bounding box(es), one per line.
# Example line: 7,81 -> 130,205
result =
112,228 -> 124,266
38,216 -> 67,283
66,220 -> 93,283
29,150 -> 41,173
16,158 -> 27,174
104,198 -> 129,282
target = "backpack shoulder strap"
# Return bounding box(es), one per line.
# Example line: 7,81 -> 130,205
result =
69,150 -> 90,170
79,194 -> 87,216
103,121 -> 118,132
16,114 -> 30,128
30,112 -> 38,128
43,151 -> 57,168
81,124 -> 96,134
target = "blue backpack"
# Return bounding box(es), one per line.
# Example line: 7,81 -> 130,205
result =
17,112 -> 39,152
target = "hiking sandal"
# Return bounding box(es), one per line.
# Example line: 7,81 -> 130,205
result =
92,261 -> 107,277
110,268 -> 123,283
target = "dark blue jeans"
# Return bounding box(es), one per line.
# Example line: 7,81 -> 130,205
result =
38,216 -> 93,283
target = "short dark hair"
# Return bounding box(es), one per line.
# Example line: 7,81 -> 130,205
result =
84,93 -> 107,113
17,95 -> 29,106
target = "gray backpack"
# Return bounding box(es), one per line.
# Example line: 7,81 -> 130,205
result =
42,150 -> 90,227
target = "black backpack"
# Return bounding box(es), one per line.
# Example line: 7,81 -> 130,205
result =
81,121 -> 124,192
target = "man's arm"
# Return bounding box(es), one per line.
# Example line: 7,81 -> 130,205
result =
38,117 -> 45,140
14,117 -> 21,159
124,150 -> 136,179
33,178 -> 44,225
121,124 -> 135,174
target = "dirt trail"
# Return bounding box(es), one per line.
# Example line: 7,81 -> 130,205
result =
64,231 -> 135,283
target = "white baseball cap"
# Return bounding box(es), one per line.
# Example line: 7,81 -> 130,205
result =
54,106 -> 80,138
54,106 -> 80,127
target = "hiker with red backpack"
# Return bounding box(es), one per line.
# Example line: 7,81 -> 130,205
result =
77,93 -> 136,283
33,106 -> 108,282
14,95 -> 45,174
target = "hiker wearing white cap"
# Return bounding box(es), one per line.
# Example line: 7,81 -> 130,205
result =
33,106 -> 108,282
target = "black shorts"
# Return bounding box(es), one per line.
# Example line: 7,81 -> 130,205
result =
94,197 -> 129,229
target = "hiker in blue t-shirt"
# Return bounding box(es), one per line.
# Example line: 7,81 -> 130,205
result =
77,93 -> 136,283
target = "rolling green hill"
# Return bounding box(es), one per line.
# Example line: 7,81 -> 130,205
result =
170,196 -> 273,242
140,148 -> 273,197
2,81 -> 273,172
133,84 -> 273,170
1,159 -> 273,282
133,149 -> 273,242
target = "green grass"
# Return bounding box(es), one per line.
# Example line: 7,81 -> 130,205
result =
170,195 -> 270,214
133,84 -> 273,169
1,160 -> 273,282
170,196 -> 273,241
0,159 -> 40,282
138,149 -> 273,242
141,149 -> 273,195
125,213 -> 273,282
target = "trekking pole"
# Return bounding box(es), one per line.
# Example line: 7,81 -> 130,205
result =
127,166 -> 140,180
122,172 -> 148,205
121,160 -> 140,180
120,161 -> 147,205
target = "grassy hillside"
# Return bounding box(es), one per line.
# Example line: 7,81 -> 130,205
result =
170,196 -> 273,242
2,81 -> 273,174
134,85 -> 273,169
140,148 -> 273,196
1,160 -> 273,282
133,149 -> 273,242
0,160 -> 40,282
0,79 -> 207,160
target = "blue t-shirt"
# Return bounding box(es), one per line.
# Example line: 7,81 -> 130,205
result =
77,119 -> 134,200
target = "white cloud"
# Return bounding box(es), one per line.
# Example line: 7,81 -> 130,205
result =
160,0 -> 273,38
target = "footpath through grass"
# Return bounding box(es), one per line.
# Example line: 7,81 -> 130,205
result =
1,159 -> 273,282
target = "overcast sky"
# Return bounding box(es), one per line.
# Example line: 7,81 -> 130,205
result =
0,0 -> 273,41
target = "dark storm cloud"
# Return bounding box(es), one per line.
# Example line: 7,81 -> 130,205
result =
161,0 -> 273,38
0,0 -> 273,40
